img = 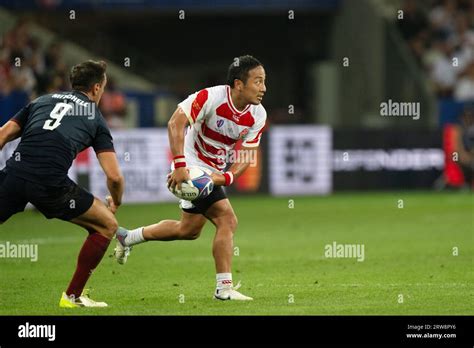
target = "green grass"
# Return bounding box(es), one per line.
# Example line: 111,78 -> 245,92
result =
0,192 -> 472,315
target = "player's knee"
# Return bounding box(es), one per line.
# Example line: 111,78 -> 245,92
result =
184,231 -> 201,240
179,223 -> 203,240
102,216 -> 119,239
215,213 -> 238,233
227,214 -> 238,232
183,228 -> 202,240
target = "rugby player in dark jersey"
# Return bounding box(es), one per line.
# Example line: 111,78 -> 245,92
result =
0,60 -> 124,308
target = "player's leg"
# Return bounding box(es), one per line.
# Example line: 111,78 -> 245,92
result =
60,198 -> 117,306
114,191 -> 220,263
205,198 -> 252,301
0,169 -> 28,225
205,198 -> 237,274
142,211 -> 207,241
27,180 -> 117,307
113,209 -> 207,264
70,198 -> 118,239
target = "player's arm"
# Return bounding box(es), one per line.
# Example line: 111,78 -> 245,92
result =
167,106 -> 191,191
0,120 -> 22,150
211,146 -> 257,186
97,152 -> 124,211
1,103 -> 31,150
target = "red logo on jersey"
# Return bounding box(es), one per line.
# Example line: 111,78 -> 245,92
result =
192,100 -> 202,112
239,128 -> 249,139
190,90 -> 209,122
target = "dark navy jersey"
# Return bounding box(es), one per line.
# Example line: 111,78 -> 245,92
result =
5,91 -> 114,186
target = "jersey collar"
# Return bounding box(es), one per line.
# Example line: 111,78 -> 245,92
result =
226,85 -> 251,116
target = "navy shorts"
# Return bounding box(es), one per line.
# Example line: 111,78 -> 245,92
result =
180,185 -> 227,215
0,168 -> 94,222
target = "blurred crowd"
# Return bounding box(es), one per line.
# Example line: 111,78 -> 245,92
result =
0,19 -> 69,100
398,0 -> 474,100
0,19 -> 67,125
398,0 -> 474,189
0,19 -> 127,127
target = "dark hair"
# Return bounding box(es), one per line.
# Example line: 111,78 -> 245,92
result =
226,55 -> 263,88
70,60 -> 107,92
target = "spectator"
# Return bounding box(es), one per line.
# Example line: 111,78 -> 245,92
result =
426,30 -> 458,96
0,19 -> 69,122
400,0 -> 474,97
0,18 -> 129,128
454,60 -> 474,100
398,0 -> 430,66
429,0 -> 458,34
452,12 -> 474,72
9,53 -> 36,94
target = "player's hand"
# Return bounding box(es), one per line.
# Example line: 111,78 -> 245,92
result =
105,195 -> 119,214
210,172 -> 226,186
167,167 -> 190,191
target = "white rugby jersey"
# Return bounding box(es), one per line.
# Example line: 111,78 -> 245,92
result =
177,85 -> 267,172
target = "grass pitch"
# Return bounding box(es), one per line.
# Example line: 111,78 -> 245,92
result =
0,192 -> 472,315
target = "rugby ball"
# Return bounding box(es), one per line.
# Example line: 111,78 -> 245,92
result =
169,166 -> 214,201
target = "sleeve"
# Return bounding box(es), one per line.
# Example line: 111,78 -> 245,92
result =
10,103 -> 31,129
242,107 -> 267,148
93,115 -> 115,154
177,88 -> 211,125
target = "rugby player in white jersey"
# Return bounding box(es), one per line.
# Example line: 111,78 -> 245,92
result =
115,55 -> 267,300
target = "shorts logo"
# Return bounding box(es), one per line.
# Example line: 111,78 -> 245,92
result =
217,119 -> 224,128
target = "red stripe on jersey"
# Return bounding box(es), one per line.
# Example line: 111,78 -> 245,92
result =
190,89 -> 209,122
216,103 -> 255,127
197,133 -> 226,156
194,143 -> 224,168
245,126 -> 265,144
201,122 -> 237,146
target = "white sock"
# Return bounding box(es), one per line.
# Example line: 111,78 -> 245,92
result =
216,273 -> 233,290
125,227 -> 145,246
